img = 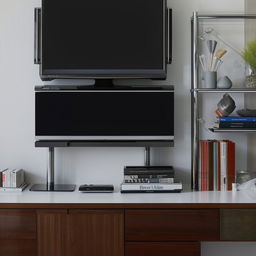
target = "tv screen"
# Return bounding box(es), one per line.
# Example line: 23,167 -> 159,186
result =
40,0 -> 167,80
35,90 -> 174,141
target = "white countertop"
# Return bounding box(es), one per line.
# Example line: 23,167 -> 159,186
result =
0,186 -> 256,205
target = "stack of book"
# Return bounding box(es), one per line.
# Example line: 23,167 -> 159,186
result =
215,116 -> 256,129
120,166 -> 182,193
0,169 -> 27,191
199,140 -> 235,191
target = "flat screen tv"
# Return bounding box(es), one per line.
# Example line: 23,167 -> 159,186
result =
35,88 -> 174,145
36,0 -> 171,81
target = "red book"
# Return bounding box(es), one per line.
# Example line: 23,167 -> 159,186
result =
227,141 -> 235,191
200,140 -> 209,191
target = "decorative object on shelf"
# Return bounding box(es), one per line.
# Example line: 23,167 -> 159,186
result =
237,108 -> 256,117
242,39 -> 256,88
237,178 -> 256,191
204,71 -> 217,88
236,170 -> 256,185
217,76 -> 232,89
200,40 -> 228,89
215,93 -> 236,117
212,49 -> 227,72
200,27 -> 242,56
207,40 -> 217,70
0,168 -> 27,192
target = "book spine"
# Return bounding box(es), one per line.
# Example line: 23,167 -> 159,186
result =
15,169 -> 24,188
208,141 -> 214,191
227,141 -> 235,191
219,117 -> 256,122
213,141 -> 218,191
120,183 -> 182,191
124,170 -> 175,175
219,122 -> 256,128
124,174 -> 174,179
124,178 -> 174,183
2,172 -> 6,188
220,141 -> 227,191
217,141 -> 221,191
11,170 -> 16,188
200,140 -> 208,191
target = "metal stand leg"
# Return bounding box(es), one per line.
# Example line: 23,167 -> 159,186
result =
30,147 -> 76,192
47,147 -> 55,191
145,147 -> 151,166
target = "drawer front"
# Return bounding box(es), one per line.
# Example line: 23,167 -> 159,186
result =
126,242 -> 200,256
221,209 -> 256,241
0,240 -> 37,256
67,210 -> 124,256
0,210 -> 36,239
125,209 -> 219,241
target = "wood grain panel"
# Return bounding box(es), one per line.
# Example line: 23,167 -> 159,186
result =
126,242 -> 200,256
67,210 -> 124,256
37,210 -> 67,256
0,239 -> 37,256
125,209 -> 219,241
0,210 -> 36,239
221,209 -> 256,241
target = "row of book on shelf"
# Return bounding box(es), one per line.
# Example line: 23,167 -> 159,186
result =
199,140 -> 235,191
215,116 -> 256,129
0,169 -> 27,191
120,166 -> 182,193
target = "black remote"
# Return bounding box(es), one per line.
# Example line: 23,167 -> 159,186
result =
79,184 -> 114,193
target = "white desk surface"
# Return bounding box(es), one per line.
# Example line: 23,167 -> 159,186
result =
0,186 -> 256,205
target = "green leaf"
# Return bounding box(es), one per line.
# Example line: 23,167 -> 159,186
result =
242,39 -> 256,72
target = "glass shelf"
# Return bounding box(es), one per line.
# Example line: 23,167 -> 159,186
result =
192,88 -> 256,93
209,128 -> 256,133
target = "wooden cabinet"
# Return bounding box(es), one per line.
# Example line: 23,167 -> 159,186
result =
126,242 -> 200,256
125,209 -> 220,241
67,210 -> 124,256
0,209 -> 37,256
2,205 -> 256,256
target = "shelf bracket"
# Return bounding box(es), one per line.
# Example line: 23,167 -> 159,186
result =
144,147 -> 151,166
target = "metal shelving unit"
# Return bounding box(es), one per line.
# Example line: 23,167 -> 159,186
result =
191,12 -> 256,190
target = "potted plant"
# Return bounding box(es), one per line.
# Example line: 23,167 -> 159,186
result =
242,39 -> 256,88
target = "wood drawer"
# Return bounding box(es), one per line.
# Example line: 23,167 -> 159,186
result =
0,210 -> 36,239
125,209 -> 219,241
221,209 -> 256,241
0,239 -> 37,256
126,242 -> 200,256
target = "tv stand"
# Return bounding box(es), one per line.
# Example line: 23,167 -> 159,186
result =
30,147 -> 76,192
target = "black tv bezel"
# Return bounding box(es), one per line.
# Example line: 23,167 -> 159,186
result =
38,0 -> 170,81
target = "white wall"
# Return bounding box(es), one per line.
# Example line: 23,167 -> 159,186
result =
1,1 -> 256,255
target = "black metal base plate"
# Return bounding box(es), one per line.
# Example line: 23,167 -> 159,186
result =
30,184 -> 76,192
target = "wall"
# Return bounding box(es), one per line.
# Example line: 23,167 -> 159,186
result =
1,0 -> 255,255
